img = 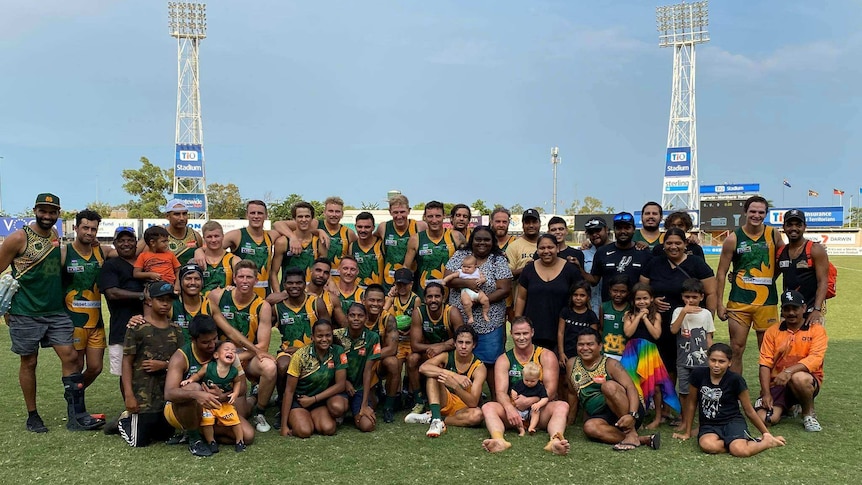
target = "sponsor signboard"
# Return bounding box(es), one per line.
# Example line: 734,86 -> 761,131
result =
768,207 -> 843,228
0,218 -> 64,237
665,147 -> 691,176
175,144 -> 204,178
663,179 -> 690,193
700,183 -> 760,194
171,193 -> 206,213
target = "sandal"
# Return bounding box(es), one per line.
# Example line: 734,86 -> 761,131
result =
803,415 -> 822,432
613,441 -> 639,451
649,432 -> 661,450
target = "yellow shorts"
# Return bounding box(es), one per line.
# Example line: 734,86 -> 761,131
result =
440,388 -> 467,416
164,402 -> 181,429
396,341 -> 412,361
727,301 -> 779,332
201,403 -> 241,427
73,327 -> 106,351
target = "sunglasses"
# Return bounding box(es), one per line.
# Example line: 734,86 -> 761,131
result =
115,226 -> 136,235
613,214 -> 634,223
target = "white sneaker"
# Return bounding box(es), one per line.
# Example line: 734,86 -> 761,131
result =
803,415 -> 822,432
405,411 -> 432,424
253,413 -> 271,433
426,418 -> 446,438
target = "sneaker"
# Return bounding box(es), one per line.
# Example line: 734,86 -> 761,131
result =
165,431 -> 188,445
188,439 -> 213,457
410,403 -> 426,415
404,411 -> 432,424
788,404 -> 802,418
208,440 -> 220,454
383,408 -> 394,424
273,411 -> 281,430
26,414 -> 48,433
753,397 -> 764,410
426,418 -> 446,438
252,413 -> 271,433
235,441 -> 247,453
803,415 -> 822,432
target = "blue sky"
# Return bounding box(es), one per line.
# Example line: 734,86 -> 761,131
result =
1,0 -> 860,215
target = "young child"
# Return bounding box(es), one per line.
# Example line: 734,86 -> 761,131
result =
621,282 -> 680,429
670,278 -> 715,433
673,343 -> 786,457
442,255 -> 490,324
509,362 -> 549,436
558,281 -> 599,366
134,226 -> 180,284
383,268 -> 424,414
181,340 -> 246,453
598,275 -> 630,361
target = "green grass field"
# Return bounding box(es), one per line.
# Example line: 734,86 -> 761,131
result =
2,256 -> 861,484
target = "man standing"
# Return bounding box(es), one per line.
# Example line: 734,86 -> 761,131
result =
361,284 -> 399,423
100,226 -> 145,400
715,195 -> 783,373
320,196 -> 357,275
350,212 -> 385,287
0,193 -> 103,432
375,194 -> 427,292
220,200 -> 273,299
333,256 -> 365,315
506,209 -> 541,310
757,290 -> 828,432
584,212 -> 652,302
162,199 -> 203,266
582,217 -> 609,315
271,201 -> 325,287
404,201 -> 464,298
62,209 -> 108,389
567,328 -> 658,450
481,317 -> 570,455
776,210 -> 830,325
539,216 -> 584,267
633,202 -> 663,250
491,207 -> 516,252
448,204 -> 473,240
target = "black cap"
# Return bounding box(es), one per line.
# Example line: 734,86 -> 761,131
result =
394,268 -> 413,283
584,217 -> 607,231
784,209 -> 806,224
179,263 -> 204,281
522,209 -> 540,221
148,281 -> 178,299
613,212 -> 635,227
781,290 -> 805,307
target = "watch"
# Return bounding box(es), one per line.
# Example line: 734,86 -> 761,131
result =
813,306 -> 822,311
629,410 -> 640,419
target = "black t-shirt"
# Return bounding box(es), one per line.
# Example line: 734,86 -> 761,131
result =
532,247 -> 586,269
520,263 -> 584,346
652,242 -> 705,259
690,367 -> 747,425
560,307 -> 599,358
100,257 -> 145,345
511,380 -> 548,400
590,243 -> 652,301
641,255 -> 715,315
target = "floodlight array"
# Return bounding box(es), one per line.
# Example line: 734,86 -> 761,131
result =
168,2 -> 207,39
657,1 -> 708,47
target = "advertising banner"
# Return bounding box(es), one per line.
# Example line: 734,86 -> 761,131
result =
175,144 -> 204,178
768,207 -> 843,228
665,147 -> 691,176
700,183 -> 760,195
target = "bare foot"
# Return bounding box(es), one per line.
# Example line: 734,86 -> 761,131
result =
518,428 -> 525,437
673,424 -> 686,433
483,438 -> 512,453
762,433 -> 787,448
645,419 -> 661,430
528,428 -> 536,435
543,432 -> 570,455
483,313 -> 491,322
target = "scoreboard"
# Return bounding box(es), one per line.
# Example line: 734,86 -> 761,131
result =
700,199 -> 747,231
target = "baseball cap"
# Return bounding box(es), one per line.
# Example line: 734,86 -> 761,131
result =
114,226 -> 136,238
162,198 -> 189,213
179,263 -> 204,281
584,217 -> 607,231
784,209 -> 806,224
394,268 -> 414,284
781,289 -> 805,307
522,209 -> 540,221
35,193 -> 61,208
148,281 -> 178,299
613,212 -> 635,226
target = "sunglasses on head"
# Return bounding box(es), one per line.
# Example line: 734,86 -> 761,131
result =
613,214 -> 634,223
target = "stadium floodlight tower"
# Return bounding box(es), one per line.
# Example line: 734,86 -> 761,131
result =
657,1 -> 708,212
168,2 -> 208,219
551,147 -> 560,215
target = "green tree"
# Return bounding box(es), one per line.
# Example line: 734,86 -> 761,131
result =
471,199 -> 489,215
565,196 -> 606,215
207,183 -> 244,219
359,201 -> 379,210
510,203 -> 524,214
269,194 -> 305,221
122,157 -> 172,218
309,200 -> 326,219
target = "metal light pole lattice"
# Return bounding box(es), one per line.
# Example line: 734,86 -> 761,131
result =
169,2 -> 208,218
551,147 -> 560,215
657,1 -> 708,213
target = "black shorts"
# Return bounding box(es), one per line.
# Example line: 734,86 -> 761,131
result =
118,411 -> 175,447
587,403 -> 645,431
770,377 -> 820,409
698,417 -> 748,450
291,397 -> 327,411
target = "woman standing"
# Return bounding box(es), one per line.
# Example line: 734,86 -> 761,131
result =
515,234 -> 583,352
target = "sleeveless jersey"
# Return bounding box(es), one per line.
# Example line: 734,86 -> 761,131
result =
414,230 -> 457,297
202,253 -> 235,294
179,341 -> 210,380
365,312 -> 389,340
350,238 -> 384,287
445,351 -> 482,381
392,292 -> 420,341
382,219 -> 418,290
63,243 -> 104,329
505,346 -> 546,389
325,225 -> 351,271
418,304 -> 452,344
632,230 -> 661,250
237,228 -> 272,298
600,301 -> 629,357
730,226 -> 778,305
202,360 -> 239,392
11,226 -> 63,316
171,297 -> 210,342
168,227 -> 199,265
216,290 -> 264,343
275,295 -> 318,349
497,235 -> 517,253
570,355 -> 617,415
337,285 -> 365,315
282,234 -> 319,282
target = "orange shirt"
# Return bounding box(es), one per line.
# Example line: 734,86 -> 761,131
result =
759,321 -> 828,384
135,251 -> 181,284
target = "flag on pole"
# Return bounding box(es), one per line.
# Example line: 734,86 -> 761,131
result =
834,188 -> 845,196
808,190 -> 819,197
783,179 -> 791,188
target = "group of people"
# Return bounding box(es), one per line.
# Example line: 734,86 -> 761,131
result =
0,192 -> 830,459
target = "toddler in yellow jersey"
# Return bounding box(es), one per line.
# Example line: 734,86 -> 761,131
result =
442,255 -> 490,324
